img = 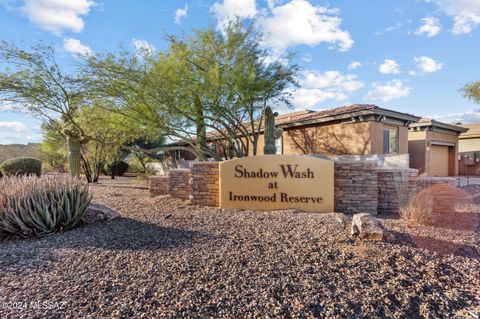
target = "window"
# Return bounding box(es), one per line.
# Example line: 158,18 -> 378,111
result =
383,128 -> 398,154
275,137 -> 283,154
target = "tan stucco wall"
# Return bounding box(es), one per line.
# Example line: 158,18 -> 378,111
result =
216,120 -> 409,157
408,130 -> 460,176
282,121 -> 374,155
408,131 -> 427,174
399,126 -> 409,154
370,121 -> 383,154
459,137 -> 480,153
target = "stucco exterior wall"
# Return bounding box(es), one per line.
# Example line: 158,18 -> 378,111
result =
282,121 -> 374,155
408,130 -> 460,176
459,137 -> 480,153
398,126 -> 409,154
214,120 -> 409,158
408,131 -> 427,174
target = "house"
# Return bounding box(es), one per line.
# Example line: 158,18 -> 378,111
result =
243,104 -> 420,156
408,119 -> 468,176
165,104 -> 466,177
458,123 -> 480,176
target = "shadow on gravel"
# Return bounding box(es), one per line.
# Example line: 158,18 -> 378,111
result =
429,212 -> 480,233
0,218 -> 212,272
388,231 -> 480,259
89,183 -> 148,190
58,218 -> 213,251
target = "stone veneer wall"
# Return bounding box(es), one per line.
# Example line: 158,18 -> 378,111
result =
334,161 -> 378,215
151,159 -> 459,216
168,169 -> 191,200
377,169 -> 419,214
190,162 -> 220,206
148,176 -> 169,197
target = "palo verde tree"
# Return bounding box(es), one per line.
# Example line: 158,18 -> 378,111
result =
41,122 -> 68,172
41,102 -> 147,182
85,20 -> 297,160
462,80 -> 480,104
128,136 -> 166,173
0,42 -> 88,177
74,103 -> 145,182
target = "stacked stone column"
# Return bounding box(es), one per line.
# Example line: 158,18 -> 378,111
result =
334,161 -> 378,215
148,176 -> 169,197
168,169 -> 191,200
377,169 -> 419,214
189,162 -> 220,206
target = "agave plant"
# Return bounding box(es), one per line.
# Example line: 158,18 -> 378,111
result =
0,175 -> 92,238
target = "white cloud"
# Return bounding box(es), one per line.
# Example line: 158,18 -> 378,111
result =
427,0 -> 480,34
412,56 -> 444,74
0,121 -> 41,144
0,102 -> 15,111
132,39 -> 156,55
379,59 -> 401,74
174,4 -> 188,24
291,70 -> 364,108
211,0 -> 353,53
259,0 -> 353,53
0,121 -> 26,132
20,0 -> 95,35
415,17 -> 441,37
302,53 -> 312,62
348,61 -> 361,70
430,109 -> 480,123
212,0 -> 256,30
375,22 -> 403,36
364,80 -> 411,102
63,38 -> 93,57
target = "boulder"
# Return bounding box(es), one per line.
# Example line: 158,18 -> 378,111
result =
351,213 -> 384,241
84,204 -> 119,224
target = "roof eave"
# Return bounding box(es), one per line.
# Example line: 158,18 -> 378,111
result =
280,108 -> 419,129
410,120 -> 469,133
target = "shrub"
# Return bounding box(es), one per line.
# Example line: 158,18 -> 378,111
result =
399,190 -> 434,226
0,157 -> 42,177
0,176 -> 92,238
105,161 -> 129,177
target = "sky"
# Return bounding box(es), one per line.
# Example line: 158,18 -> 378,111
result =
0,0 -> 479,144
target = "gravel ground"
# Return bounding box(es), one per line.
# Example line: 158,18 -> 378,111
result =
0,177 -> 479,318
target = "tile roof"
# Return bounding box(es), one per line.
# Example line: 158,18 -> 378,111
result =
410,118 -> 469,133
276,104 -> 380,125
459,124 -> 480,138
202,104 -> 419,140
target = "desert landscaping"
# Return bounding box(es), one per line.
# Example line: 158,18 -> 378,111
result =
0,177 -> 479,318
1,1 -> 480,318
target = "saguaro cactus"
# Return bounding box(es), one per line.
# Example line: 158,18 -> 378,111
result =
62,120 -> 88,178
66,136 -> 81,178
263,106 -> 283,155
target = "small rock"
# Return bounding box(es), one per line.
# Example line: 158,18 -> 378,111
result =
84,203 -> 120,224
351,213 -> 384,241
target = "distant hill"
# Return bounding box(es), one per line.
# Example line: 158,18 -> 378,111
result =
0,143 -> 43,163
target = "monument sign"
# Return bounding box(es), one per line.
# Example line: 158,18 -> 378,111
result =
219,155 -> 334,212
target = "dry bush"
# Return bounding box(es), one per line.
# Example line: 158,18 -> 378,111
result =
399,189 -> 434,226
396,175 -> 434,226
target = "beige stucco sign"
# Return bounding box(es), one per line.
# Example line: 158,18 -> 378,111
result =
219,155 -> 334,212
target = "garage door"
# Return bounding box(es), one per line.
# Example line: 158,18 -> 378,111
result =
430,145 -> 449,176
